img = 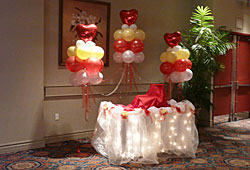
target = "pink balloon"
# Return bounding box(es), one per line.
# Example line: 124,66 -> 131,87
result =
113,52 -> 123,63
134,52 -> 145,63
69,73 -> 80,86
76,70 -> 88,85
122,50 -> 135,63
88,72 -> 103,85
184,69 -> 193,81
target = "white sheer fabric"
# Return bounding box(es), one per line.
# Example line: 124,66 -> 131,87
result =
92,99 -> 199,165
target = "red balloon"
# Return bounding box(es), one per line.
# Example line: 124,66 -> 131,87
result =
66,56 -> 84,72
84,57 -> 103,74
76,24 -> 97,42
120,9 -> 138,26
160,62 -> 174,75
114,39 -> 129,53
130,39 -> 144,53
184,59 -> 192,69
174,59 -> 188,72
164,31 -> 181,48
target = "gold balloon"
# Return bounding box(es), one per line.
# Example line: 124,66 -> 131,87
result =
135,29 -> 145,40
92,46 -> 104,59
113,29 -> 123,40
67,46 -> 76,57
76,46 -> 92,60
122,28 -> 135,42
166,51 -> 177,63
160,52 -> 168,62
176,49 -> 190,59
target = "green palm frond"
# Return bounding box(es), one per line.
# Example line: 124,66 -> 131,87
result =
181,6 -> 235,111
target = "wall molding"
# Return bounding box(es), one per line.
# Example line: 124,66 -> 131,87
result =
0,130 -> 94,154
44,130 -> 94,144
0,139 -> 45,154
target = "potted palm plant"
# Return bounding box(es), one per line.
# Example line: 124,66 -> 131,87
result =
181,6 -> 235,126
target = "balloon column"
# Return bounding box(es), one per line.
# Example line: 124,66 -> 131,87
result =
159,31 -> 193,99
66,24 -> 105,120
112,9 -> 146,91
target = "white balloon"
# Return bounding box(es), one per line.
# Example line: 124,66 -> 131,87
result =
164,74 -> 171,83
113,52 -> 123,63
170,71 -> 186,83
86,41 -> 96,47
88,72 -> 103,85
173,45 -> 182,52
129,24 -> 137,31
122,50 -> 135,63
121,24 -> 129,30
76,40 -> 85,47
184,69 -> 193,81
76,70 -> 88,85
167,47 -> 174,52
134,52 -> 145,63
69,73 -> 80,86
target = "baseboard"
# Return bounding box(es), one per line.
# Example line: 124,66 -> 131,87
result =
0,130 -> 94,154
0,139 -> 45,154
44,130 -> 94,144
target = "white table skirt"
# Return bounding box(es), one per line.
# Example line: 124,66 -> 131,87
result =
92,99 -> 199,165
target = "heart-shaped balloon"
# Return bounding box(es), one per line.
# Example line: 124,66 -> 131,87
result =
76,24 -> 97,42
164,31 -> 181,48
120,9 -> 138,26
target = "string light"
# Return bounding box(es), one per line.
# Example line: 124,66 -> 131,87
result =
184,120 -> 187,124
170,127 -> 175,131
170,119 -> 174,123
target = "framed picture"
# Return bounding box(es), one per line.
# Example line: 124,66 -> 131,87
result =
59,0 -> 110,67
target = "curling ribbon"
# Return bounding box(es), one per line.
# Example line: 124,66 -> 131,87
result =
81,84 -> 97,121
168,80 -> 172,101
101,63 -> 139,96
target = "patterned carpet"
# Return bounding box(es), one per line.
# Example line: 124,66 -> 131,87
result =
1,118 -> 250,170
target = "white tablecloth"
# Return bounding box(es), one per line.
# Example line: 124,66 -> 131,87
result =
92,99 -> 199,165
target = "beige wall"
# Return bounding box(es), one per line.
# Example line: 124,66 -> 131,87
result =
213,0 -> 250,34
0,0 -> 44,153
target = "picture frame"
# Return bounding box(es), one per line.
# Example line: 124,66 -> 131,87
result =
59,0 -> 110,67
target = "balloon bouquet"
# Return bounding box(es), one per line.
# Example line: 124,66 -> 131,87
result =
160,31 -> 193,99
66,24 -> 105,120
112,9 -> 146,92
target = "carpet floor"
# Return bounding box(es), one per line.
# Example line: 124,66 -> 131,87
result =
1,117 -> 250,170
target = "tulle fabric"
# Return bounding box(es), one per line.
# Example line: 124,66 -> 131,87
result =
92,99 -> 199,165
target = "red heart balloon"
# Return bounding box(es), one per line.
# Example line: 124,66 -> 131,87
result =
164,31 -> 181,48
76,24 -> 97,42
120,9 -> 138,26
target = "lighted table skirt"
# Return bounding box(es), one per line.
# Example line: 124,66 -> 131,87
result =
92,100 -> 199,165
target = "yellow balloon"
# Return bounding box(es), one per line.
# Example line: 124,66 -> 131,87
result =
135,29 -> 145,40
76,45 -> 92,60
176,49 -> 190,59
160,52 -> 168,62
113,29 -> 123,40
166,51 -> 177,63
92,46 -> 104,59
122,28 -> 135,42
67,46 -> 76,57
